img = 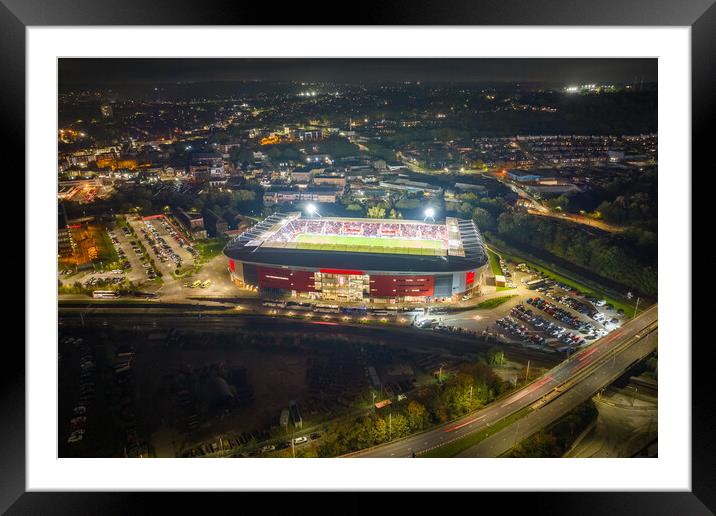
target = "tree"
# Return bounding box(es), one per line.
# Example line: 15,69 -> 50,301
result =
231,147 -> 255,167
510,430 -> 559,457
364,143 -> 396,162
457,192 -> 479,202
367,206 -> 386,218
390,413 -> 411,439
486,347 -> 506,366
442,373 -> 480,417
316,136 -> 360,159
469,159 -> 488,171
495,211 -> 657,295
232,190 -> 257,203
472,207 -> 497,231
545,194 -> 571,211
372,416 -> 389,444
457,202 -> 473,215
395,198 -> 421,210
265,143 -> 302,162
478,197 -> 505,216
432,399 -> 450,423
406,401 -> 430,432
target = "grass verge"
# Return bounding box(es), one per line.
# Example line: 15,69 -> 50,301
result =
194,237 -> 229,262
486,248 -> 503,276
476,295 -> 516,309
487,243 -> 641,318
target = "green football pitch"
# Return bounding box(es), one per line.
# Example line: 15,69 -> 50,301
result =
294,234 -> 446,256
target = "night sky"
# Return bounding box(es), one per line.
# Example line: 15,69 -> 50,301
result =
59,58 -> 657,87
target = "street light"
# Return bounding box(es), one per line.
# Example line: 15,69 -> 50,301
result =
306,203 -> 321,217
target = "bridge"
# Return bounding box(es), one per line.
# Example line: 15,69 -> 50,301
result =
347,304 -> 658,458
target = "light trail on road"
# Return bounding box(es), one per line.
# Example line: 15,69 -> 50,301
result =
347,304 -> 657,458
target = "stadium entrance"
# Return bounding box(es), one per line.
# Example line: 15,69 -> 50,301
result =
314,271 -> 369,302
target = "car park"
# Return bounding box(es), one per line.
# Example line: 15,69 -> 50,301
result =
527,297 -> 582,327
496,315 -> 545,345
505,304 -> 590,347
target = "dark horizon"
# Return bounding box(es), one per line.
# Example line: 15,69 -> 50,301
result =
59,58 -> 657,88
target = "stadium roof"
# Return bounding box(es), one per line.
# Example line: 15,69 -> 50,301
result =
224,213 -> 488,273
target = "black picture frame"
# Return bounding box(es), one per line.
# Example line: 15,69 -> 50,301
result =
5,0 -> 711,512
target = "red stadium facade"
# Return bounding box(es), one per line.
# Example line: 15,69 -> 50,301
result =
229,260 -> 484,303
369,274 -> 435,298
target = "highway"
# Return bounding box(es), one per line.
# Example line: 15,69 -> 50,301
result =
457,320 -> 657,457
347,304 -> 658,458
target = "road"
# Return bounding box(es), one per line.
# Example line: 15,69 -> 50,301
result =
526,208 -> 624,234
457,322 -> 657,457
488,169 -> 625,234
346,304 -> 657,458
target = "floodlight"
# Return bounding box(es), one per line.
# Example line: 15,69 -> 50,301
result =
306,203 -> 320,216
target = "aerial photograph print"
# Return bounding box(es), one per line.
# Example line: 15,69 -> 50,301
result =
57,58 -> 658,459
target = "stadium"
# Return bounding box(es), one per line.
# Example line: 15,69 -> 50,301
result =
223,212 -> 489,303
